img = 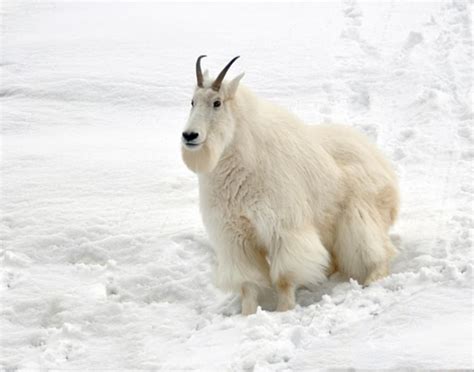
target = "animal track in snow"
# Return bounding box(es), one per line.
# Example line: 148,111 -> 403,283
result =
457,126 -> 471,140
460,149 -> 474,160
399,128 -> 417,141
403,32 -> 424,51
392,148 -> 407,161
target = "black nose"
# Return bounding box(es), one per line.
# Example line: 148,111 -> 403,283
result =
182,131 -> 199,142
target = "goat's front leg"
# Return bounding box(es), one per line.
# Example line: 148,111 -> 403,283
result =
241,282 -> 260,315
213,231 -> 271,315
271,226 -> 330,312
238,246 -> 271,315
275,275 -> 296,312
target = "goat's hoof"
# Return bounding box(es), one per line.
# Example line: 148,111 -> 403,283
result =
276,302 -> 295,312
241,304 -> 258,316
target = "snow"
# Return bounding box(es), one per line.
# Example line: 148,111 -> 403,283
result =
1,0 -> 473,369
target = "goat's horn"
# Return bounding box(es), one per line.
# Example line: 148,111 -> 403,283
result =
196,55 -> 207,88
212,56 -> 240,91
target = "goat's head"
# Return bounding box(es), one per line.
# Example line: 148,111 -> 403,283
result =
182,55 -> 244,173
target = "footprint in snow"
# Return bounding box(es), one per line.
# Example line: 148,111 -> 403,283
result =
392,148 -> 407,161
399,128 -> 417,142
457,126 -> 472,141
403,31 -> 424,51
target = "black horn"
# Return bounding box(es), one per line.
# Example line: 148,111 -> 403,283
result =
212,56 -> 240,91
196,55 -> 207,88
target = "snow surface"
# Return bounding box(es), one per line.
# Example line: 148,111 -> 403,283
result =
1,0 -> 473,370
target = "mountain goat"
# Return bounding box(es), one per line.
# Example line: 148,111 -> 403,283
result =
181,56 -> 399,315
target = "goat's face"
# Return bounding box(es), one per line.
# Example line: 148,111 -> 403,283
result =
182,56 -> 244,174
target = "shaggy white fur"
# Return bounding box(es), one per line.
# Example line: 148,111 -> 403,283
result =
182,64 -> 399,314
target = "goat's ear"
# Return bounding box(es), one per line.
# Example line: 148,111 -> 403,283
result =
203,69 -> 210,81
227,72 -> 245,97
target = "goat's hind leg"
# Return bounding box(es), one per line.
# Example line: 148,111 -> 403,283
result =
334,200 -> 393,285
364,234 -> 397,285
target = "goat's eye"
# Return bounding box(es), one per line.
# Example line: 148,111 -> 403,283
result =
191,100 -> 194,107
213,100 -> 221,108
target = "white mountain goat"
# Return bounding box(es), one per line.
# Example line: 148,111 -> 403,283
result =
181,56 -> 399,315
